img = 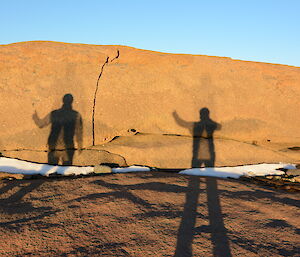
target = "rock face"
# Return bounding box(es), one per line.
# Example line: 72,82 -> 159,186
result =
0,41 -> 300,167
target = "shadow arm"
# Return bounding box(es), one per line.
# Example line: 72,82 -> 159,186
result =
32,111 -> 50,128
172,111 -> 193,130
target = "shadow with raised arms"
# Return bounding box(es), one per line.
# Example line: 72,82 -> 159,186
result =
33,93 -> 83,165
173,108 -> 231,257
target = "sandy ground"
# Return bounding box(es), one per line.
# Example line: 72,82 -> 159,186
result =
0,172 -> 299,256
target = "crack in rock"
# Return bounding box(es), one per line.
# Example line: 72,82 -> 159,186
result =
92,50 -> 120,146
110,50 -> 120,63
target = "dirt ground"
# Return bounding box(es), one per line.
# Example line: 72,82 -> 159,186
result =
0,172 -> 299,256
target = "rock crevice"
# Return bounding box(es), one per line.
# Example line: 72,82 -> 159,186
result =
92,50 -> 120,146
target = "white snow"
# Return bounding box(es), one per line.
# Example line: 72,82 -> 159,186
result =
0,157 -> 296,179
0,157 -> 94,176
179,163 -> 296,179
0,157 -> 150,176
112,166 -> 151,173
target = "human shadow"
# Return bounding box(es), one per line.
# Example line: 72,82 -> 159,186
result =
33,94 -> 83,165
173,107 -> 221,168
173,108 -> 231,257
67,170 -> 300,256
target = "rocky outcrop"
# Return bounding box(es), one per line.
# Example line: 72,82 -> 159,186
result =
1,41 -> 300,167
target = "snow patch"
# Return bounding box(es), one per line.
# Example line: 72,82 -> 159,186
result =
0,157 -> 150,176
0,157 -> 94,176
0,157 -> 296,179
112,166 -> 151,173
180,163 -> 296,179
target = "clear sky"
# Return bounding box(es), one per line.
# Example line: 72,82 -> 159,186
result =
1,0 -> 300,67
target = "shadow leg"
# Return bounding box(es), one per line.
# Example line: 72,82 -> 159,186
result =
174,177 -> 201,257
206,177 -> 232,257
62,149 -> 74,166
48,150 -> 59,165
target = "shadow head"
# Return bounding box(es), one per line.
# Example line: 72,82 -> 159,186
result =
200,107 -> 210,120
63,94 -> 73,107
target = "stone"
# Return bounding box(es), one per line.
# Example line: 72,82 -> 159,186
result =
286,169 -> 300,176
93,165 -> 112,174
1,41 -> 300,168
294,176 -> 300,183
0,172 -> 24,180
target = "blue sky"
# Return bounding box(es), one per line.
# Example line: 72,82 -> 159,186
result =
1,0 -> 300,66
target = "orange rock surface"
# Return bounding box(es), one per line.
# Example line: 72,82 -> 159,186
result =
0,41 -> 300,167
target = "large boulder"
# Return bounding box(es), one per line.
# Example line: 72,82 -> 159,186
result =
0,41 -> 300,167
